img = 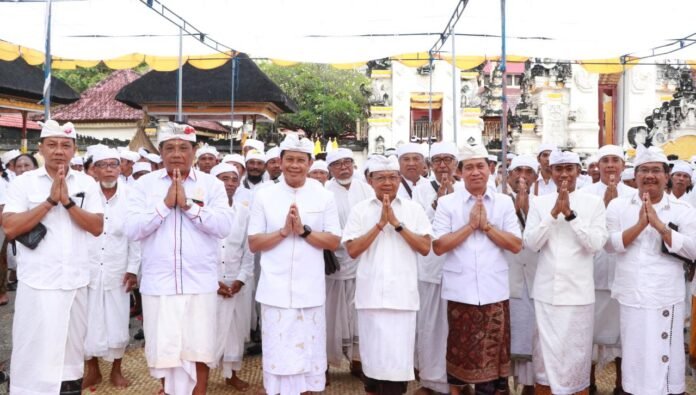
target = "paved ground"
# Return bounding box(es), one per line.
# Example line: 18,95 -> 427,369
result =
1,289 -> 696,394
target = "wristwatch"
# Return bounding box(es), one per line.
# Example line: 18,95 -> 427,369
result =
564,210 -> 577,222
300,224 -> 312,238
394,222 -> 404,233
46,197 -> 58,206
63,198 -> 76,210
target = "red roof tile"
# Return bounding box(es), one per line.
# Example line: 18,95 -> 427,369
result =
188,120 -> 229,134
0,113 -> 41,130
52,70 -> 144,122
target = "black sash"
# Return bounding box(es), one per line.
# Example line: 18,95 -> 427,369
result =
401,177 -> 413,198
430,180 -> 440,192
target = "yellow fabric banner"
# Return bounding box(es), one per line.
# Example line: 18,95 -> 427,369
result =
103,54 -> 145,69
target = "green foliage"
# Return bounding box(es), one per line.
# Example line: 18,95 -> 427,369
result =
53,62 -> 149,93
258,62 -> 369,137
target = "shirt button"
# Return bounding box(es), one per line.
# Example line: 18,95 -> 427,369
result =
661,332 -> 668,339
662,355 -> 669,363
663,310 -> 670,317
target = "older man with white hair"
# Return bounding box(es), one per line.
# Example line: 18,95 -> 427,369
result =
504,154 -> 540,395
397,143 -> 429,200
525,150 -> 608,395
580,144 -> 634,393
125,122 -> 233,395
344,155 -> 432,395
82,148 -> 141,390
433,144 -> 522,395
195,144 -> 219,174
606,146 -> 696,395
412,141 -> 460,395
534,143 -> 557,196
4,120 -> 104,395
248,134 -> 341,395
209,163 -> 254,391
324,148 -> 374,374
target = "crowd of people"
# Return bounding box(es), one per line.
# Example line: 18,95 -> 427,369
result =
1,118 -> 696,395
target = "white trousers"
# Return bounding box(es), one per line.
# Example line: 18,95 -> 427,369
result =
325,277 -> 358,366
213,284 -> 252,377
84,279 -> 130,361
359,308 -> 417,382
415,281 -> 449,393
10,283 -> 87,395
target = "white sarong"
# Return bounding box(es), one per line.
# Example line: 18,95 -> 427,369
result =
415,281 -> 448,393
533,301 -> 593,394
510,279 -> 536,387
84,278 -> 130,361
358,308 -> 417,382
261,304 -> 327,395
592,289 -> 622,368
325,277 -> 358,366
620,302 -> 685,395
213,284 -> 252,377
143,292 -> 217,395
10,283 -> 87,395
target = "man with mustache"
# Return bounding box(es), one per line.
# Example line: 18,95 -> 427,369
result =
534,144 -> 558,196
606,146 -> 696,395
195,144 -> 219,174
525,150 -> 608,395
124,122 -> 233,395
324,148 -> 374,376
580,145 -> 635,394
82,148 -> 141,390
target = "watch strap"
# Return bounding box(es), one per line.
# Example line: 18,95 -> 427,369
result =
300,225 -> 312,238
564,210 -> 577,221
46,197 -> 58,206
63,198 -> 76,210
395,223 -> 404,232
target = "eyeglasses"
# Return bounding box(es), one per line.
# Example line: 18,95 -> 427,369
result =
371,175 -> 400,184
636,167 -> 665,175
329,159 -> 354,168
94,162 -> 120,169
432,157 -> 455,166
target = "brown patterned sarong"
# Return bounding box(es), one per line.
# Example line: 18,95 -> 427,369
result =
446,300 -> 511,384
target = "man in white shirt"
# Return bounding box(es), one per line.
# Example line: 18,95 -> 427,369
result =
433,144 -> 522,395
2,149 -> 21,180
504,154 -> 540,395
248,134 -> 341,395
343,155 -> 432,395
82,148 -> 141,390
243,138 -> 265,158
324,148 -> 374,375
607,146 -> 696,395
265,146 -> 283,182
70,157 -> 84,172
243,150 -> 267,191
397,143 -> 429,200
4,120 -> 104,395
195,144 -> 219,174
525,150 -> 608,395
412,141 -> 459,395
118,150 -> 140,185
222,153 -> 253,208
670,160 -> 696,206
309,160 -> 330,185
580,145 -> 634,394
622,168 -> 637,189
534,143 -> 557,196
210,163 -> 254,391
124,122 -> 233,395
587,156 -> 601,184
487,155 -> 499,190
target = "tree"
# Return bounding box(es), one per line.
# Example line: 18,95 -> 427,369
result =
258,62 -> 369,137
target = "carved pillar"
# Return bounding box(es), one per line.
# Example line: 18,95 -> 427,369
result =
567,64 -> 599,154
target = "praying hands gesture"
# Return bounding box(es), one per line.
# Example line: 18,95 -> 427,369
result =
603,174 -> 619,207
551,181 -> 572,218
515,178 -> 530,216
378,194 -> 400,230
468,195 -> 488,230
639,193 -> 668,233
437,174 -> 455,198
279,203 -> 305,237
164,169 -> 189,210
49,165 -> 71,206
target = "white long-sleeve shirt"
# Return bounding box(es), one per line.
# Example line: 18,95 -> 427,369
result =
580,180 -> 636,290
433,188 -> 521,305
525,190 -> 608,305
607,193 -> 696,308
249,178 -> 341,309
4,167 -> 103,290
325,177 -> 374,280
503,191 -> 538,299
88,183 -> 141,290
343,196 -> 433,311
124,168 -> 233,296
218,202 -> 254,286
